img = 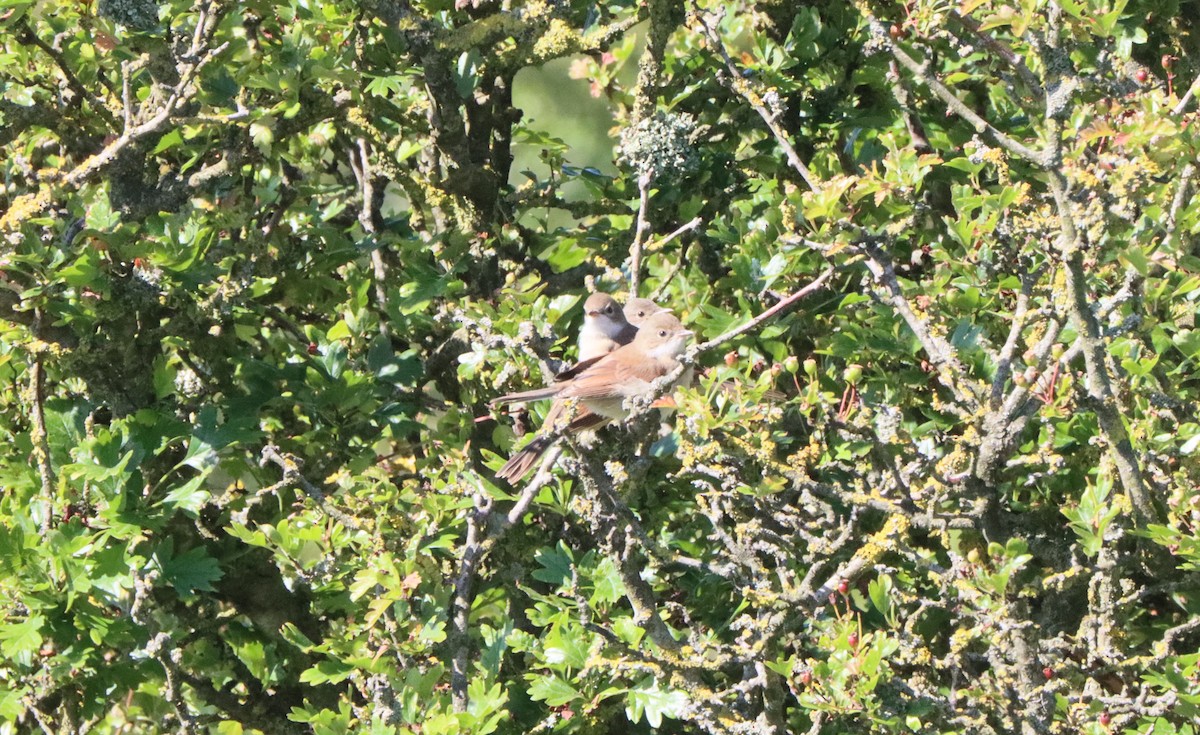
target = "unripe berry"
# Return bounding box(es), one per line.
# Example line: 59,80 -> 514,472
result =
843,364 -> 863,386
803,358 -> 818,377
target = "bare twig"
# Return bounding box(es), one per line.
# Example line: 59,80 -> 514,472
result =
16,20 -> 118,130
29,351 -> 56,534
1166,163 -> 1195,236
855,241 -> 980,410
644,217 -> 702,301
647,216 -> 702,253
947,11 -> 1044,98
692,4 -> 818,189
449,463 -> 552,709
1172,70 -> 1200,115
863,10 -> 1045,165
629,170 -> 652,296
693,267 -> 835,354
258,445 -> 363,531
991,266 -> 1047,407
353,138 -> 393,340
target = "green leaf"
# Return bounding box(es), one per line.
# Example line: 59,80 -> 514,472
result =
299,659 -> 356,685
155,542 -> 223,596
0,614 -> 43,666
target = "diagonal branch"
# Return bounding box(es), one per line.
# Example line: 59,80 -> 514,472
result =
860,9 -> 1045,166
16,20 -> 119,130
692,3 -> 818,189
449,458 -> 554,709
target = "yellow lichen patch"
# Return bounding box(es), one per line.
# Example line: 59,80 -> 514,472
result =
532,18 -> 580,60
0,188 -> 53,234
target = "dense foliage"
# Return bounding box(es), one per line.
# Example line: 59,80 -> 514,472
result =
2,0 -> 1200,732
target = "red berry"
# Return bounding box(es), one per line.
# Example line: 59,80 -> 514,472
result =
724,350 -> 737,367
307,342 -> 318,355
1043,666 -> 1054,680
1135,68 -> 1149,83
1100,711 -> 1111,726
848,632 -> 859,647
798,670 -> 812,685
837,579 -> 849,595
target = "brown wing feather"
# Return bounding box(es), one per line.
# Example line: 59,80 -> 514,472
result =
554,354 -> 608,382
558,350 -> 664,401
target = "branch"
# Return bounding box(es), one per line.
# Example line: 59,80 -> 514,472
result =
449,461 -> 553,708
863,10 -> 1045,166
854,241 -> 980,410
1,40 -> 230,234
29,349 -> 56,534
693,267 -> 834,354
258,445 -> 363,531
628,170 -> 652,296
16,20 -> 119,130
1035,27 -> 1159,523
692,3 -> 818,189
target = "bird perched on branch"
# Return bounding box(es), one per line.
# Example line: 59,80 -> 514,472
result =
493,310 -> 692,482
577,293 -> 637,361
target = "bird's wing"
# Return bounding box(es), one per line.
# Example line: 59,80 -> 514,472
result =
558,354 -> 661,401
554,354 -> 608,382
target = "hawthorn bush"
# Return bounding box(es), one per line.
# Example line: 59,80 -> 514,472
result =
2,0 -> 1200,733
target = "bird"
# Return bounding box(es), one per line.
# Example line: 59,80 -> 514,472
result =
493,311 -> 693,482
577,292 -> 638,361
623,297 -> 669,326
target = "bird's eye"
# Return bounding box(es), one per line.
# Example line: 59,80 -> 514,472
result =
658,329 -> 667,337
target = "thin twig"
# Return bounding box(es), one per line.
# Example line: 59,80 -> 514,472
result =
354,138 -> 393,340
647,251 -> 687,303
1172,70 -> 1200,115
628,170 -> 652,296
692,4 -> 818,189
864,10 -> 1045,165
258,445 -> 363,531
855,241 -> 980,410
947,11 -> 1044,99
991,265 -> 1047,407
30,351 -> 56,534
1166,163 -> 1195,236
693,267 -> 834,354
449,464 -> 552,708
16,20 -> 118,130
646,216 -> 701,253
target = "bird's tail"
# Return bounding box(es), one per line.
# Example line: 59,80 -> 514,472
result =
489,385 -> 560,408
495,412 -> 610,483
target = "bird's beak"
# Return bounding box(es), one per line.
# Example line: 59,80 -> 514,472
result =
679,329 -> 694,337
586,310 -> 600,318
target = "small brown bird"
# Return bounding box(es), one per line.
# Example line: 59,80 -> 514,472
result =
577,293 -> 638,361
494,312 -> 693,482
623,297 -> 669,326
